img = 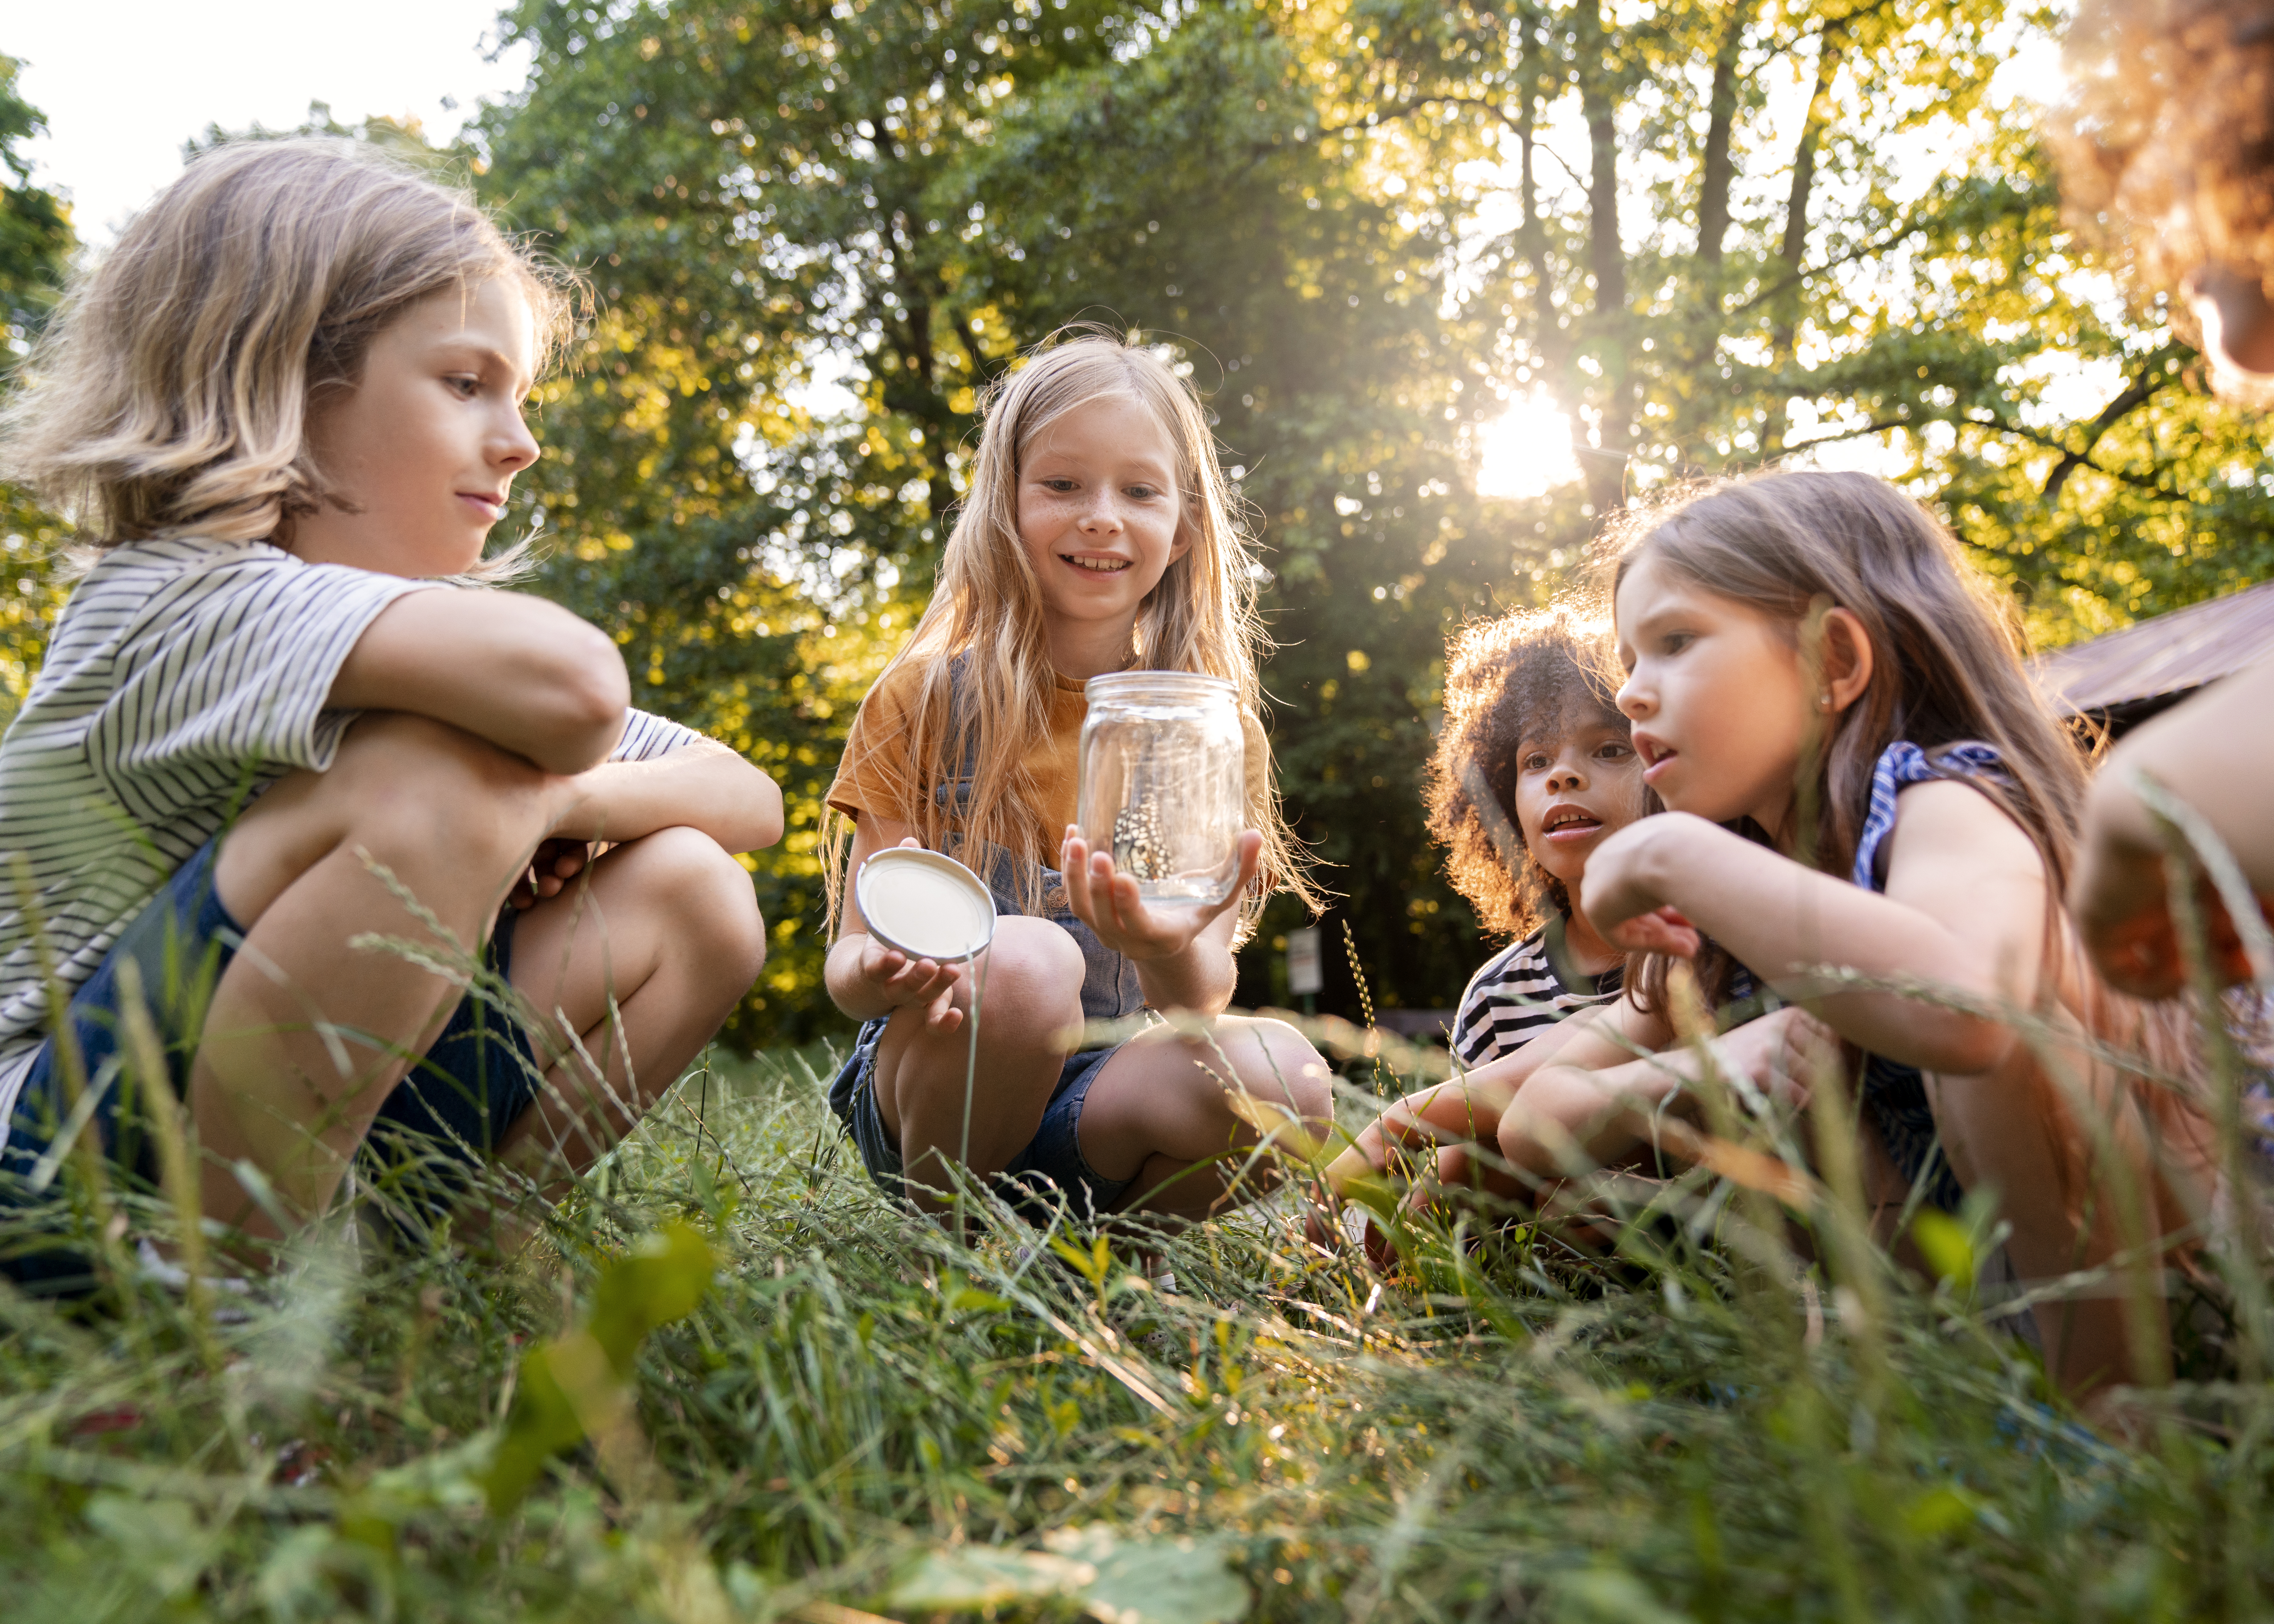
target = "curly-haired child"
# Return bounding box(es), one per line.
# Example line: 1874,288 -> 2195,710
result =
0,141 -> 780,1285
1318,607 -> 1646,1206
1428,610 -> 1642,1067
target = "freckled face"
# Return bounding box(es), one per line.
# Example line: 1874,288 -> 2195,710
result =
1614,551 -> 1814,831
294,277 -> 541,578
1015,394 -> 1190,644
1511,711 -> 1643,892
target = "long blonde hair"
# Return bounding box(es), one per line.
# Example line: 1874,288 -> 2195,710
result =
0,138 -> 574,551
828,328 -> 1319,932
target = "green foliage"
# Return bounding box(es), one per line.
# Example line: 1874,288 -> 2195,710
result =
0,54 -> 69,341
0,55 -> 74,739
460,0 -> 2274,1033
4,0 -> 2269,1033
481,1220 -> 717,1513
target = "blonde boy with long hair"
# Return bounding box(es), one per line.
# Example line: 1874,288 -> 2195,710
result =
0,141 -> 780,1282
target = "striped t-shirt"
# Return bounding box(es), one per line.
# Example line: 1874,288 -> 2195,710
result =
0,535 -> 699,1144
1450,913 -> 1625,1069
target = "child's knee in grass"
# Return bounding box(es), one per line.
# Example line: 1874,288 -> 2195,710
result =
633,825 -> 769,979
966,915 -> 1086,1033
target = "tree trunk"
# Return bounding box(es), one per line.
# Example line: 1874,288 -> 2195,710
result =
1696,3 -> 1747,273
1575,0 -> 1632,515
1772,25 -> 1843,363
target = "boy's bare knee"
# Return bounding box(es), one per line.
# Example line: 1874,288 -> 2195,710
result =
635,826 -> 767,984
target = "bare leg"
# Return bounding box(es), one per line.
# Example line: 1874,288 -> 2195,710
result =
1077,1017 -> 1332,1222
195,714 -> 567,1239
498,825 -> 766,1187
870,917 -> 1086,1211
1927,1033 -> 2157,1399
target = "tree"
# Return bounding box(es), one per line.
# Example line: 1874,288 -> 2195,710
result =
0,53 -> 76,735
474,0 -> 1513,1031
1335,0 -> 2272,633
467,0 -> 2273,1041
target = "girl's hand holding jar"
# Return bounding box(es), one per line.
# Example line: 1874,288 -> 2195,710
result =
1061,824 -> 1262,961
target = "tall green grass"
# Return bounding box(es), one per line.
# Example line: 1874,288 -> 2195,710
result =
3,994 -> 2271,1623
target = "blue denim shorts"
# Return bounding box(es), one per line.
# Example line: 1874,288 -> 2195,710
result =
1,837 -> 541,1286
832,1027 -> 1134,1224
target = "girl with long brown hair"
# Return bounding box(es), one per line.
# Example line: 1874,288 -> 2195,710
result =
821,330 -> 1328,1224
1485,469 -> 2212,1400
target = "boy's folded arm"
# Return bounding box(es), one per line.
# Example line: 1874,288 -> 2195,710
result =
327,589 -> 631,775
553,741 -> 782,853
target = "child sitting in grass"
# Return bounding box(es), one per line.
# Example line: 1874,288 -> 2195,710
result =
1322,608 -> 1644,1205
821,331 -> 1331,1228
1494,470 -> 2212,1401
0,140 -> 781,1286
1430,610 -> 1641,1068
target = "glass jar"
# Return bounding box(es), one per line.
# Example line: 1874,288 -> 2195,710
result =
1075,671 -> 1246,908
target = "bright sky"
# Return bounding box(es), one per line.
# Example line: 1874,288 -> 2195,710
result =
7,1 -> 532,246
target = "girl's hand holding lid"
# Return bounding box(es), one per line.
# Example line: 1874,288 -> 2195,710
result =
849,837 -> 969,1031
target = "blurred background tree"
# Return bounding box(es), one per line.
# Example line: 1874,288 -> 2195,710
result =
5,0 -> 2268,1041
0,52 -> 74,736
464,0 -> 2274,1038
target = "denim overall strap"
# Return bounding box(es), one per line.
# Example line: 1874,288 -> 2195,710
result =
1850,739 -> 2007,1213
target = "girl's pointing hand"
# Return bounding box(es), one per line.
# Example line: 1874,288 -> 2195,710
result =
1061,824 -> 1263,961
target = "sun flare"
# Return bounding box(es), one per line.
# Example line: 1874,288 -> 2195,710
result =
1475,396 -> 1582,502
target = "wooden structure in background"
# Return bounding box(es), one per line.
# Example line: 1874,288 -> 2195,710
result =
2035,579 -> 2274,734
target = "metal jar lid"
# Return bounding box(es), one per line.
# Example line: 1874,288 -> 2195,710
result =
854,848 -> 997,963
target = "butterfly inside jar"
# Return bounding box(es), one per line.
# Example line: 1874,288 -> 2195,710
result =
1112,797 -> 1171,880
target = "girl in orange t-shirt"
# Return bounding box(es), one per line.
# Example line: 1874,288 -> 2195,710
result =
822,331 -> 1328,1227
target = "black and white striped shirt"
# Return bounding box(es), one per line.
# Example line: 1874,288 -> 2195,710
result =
0,536 -> 698,1142
1450,914 -> 1624,1069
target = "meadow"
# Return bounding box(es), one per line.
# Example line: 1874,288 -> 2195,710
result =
5,995 -> 2269,1624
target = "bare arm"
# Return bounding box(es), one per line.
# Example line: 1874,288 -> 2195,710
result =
2073,659 -> 2274,996
329,589 -> 630,775
1321,998 -> 1657,1193
1059,825 -> 1260,1016
554,739 -> 782,854
1131,897 -> 1242,1014
1508,1005 -> 1836,1179
1582,788 -> 2047,1075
